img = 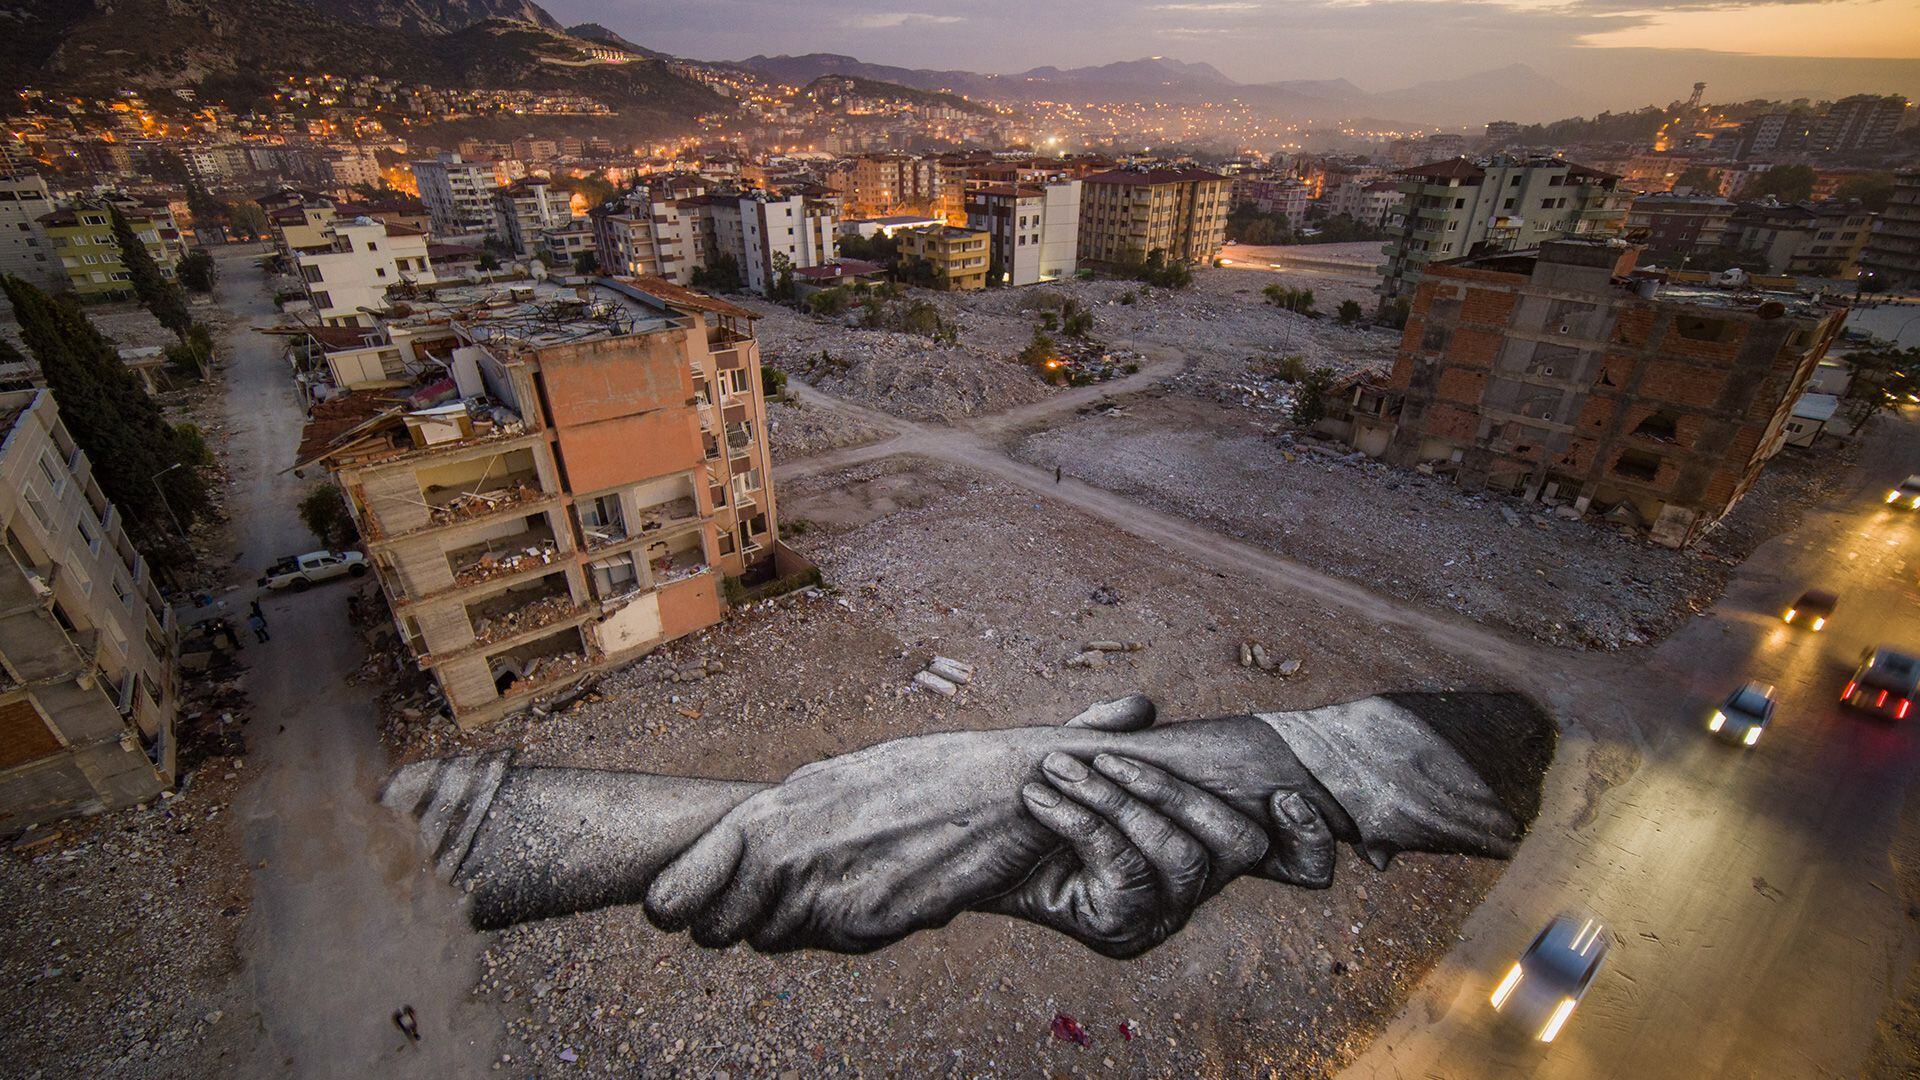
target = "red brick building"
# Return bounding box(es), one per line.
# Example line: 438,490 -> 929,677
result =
1352,240 -> 1847,546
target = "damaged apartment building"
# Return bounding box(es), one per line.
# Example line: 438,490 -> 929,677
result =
1341,239 -> 1847,547
293,276 -> 784,728
0,389 -> 177,829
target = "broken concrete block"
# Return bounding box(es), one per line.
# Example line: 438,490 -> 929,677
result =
1239,642 -> 1253,667
913,670 -> 959,696
1065,650 -> 1107,669
1499,506 -> 1521,527
928,656 -> 974,684
1276,659 -> 1303,678
1251,643 -> 1275,671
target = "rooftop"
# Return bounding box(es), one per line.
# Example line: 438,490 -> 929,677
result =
1081,167 -> 1227,186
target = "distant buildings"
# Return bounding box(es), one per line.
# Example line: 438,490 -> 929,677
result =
0,388 -> 178,830
491,179 -> 574,256
1808,95 -> 1908,156
1078,167 -> 1230,268
293,277 -> 782,729
1324,180 -> 1404,229
1234,175 -> 1310,228
965,179 -> 1081,286
1626,192 -> 1736,257
1375,156 -> 1629,305
590,181 -> 838,298
411,153 -> 502,237
1349,240 -> 1846,547
0,174 -> 61,290
293,217 -> 437,327
1861,171 -> 1920,293
896,225 -> 990,291
842,153 -> 940,217
1723,201 -> 1874,278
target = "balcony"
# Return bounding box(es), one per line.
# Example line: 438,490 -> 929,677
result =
461,573 -> 582,652
427,479 -> 548,527
448,517 -> 559,589
645,529 -> 707,586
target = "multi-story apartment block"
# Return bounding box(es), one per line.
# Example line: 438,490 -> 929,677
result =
293,218 -> 437,326
318,147 -> 382,190
0,388 -> 178,829
1861,171 -> 1920,292
539,219 -> 597,267
896,225 -> 990,290
1724,200 -> 1874,277
1737,112 -> 1804,159
38,201 -> 181,299
965,179 -> 1081,286
1325,180 -> 1405,229
0,174 -> 62,290
845,153 -> 940,217
1234,174 -> 1311,228
1625,192 -> 1736,258
294,277 -> 781,728
491,179 -> 575,255
1809,95 -> 1908,156
1078,168 -> 1229,269
410,153 -> 502,238
1376,156 -> 1629,304
592,182 -> 835,297
1352,240 -> 1846,547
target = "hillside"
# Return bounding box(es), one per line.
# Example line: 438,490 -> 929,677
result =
805,75 -> 995,117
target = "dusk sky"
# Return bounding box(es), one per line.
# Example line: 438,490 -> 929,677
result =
542,0 -> 1920,112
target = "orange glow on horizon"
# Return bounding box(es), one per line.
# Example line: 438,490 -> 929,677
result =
1581,0 -> 1920,58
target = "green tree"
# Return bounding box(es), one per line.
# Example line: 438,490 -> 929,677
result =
227,202 -> 268,239
111,207 -> 192,339
573,249 -> 599,275
1673,165 -> 1717,192
769,252 -> 797,301
476,250 -> 502,272
1290,366 -> 1338,427
1,276 -> 210,566
1747,164 -> 1817,204
298,483 -> 360,548
1843,344 -> 1920,434
177,249 -> 217,292
1337,299 -> 1363,325
761,365 -> 788,400
1832,172 -> 1897,212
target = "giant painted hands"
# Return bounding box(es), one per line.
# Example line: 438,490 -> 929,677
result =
645,696 -> 1340,956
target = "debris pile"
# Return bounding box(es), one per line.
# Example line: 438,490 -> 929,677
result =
470,594 -> 579,647
428,482 -> 544,526
453,541 -> 557,587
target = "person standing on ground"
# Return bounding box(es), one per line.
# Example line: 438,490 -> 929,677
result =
1054,465 -> 1062,484
248,611 -> 270,643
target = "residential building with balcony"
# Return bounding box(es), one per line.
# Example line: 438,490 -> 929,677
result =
591,181 -> 836,298
1861,171 -> 1920,292
1354,240 -> 1847,547
38,202 -> 181,300
491,179 -> 575,256
410,153 -> 502,238
293,217 -> 437,327
0,173 -> 61,290
1809,95 -> 1908,156
1724,200 -> 1875,278
896,225 -> 989,290
1376,156 -> 1628,305
1625,192 -> 1736,259
293,277 -> 781,728
0,388 -> 178,829
1325,180 -> 1404,229
1077,168 -> 1230,269
965,179 -> 1081,286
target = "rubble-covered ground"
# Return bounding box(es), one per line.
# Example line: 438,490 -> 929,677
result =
765,396 -> 894,461
745,261 -> 1395,424
386,458 -> 1524,1078
0,766 -> 254,1080
1013,391 -> 1856,650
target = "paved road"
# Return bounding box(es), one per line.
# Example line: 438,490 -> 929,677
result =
1345,412 -> 1920,1078
1218,242 -> 1382,282
207,247 -> 503,1080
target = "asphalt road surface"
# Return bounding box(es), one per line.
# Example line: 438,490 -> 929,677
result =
1347,411 -> 1920,1078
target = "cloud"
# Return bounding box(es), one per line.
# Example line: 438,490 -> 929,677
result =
1152,2 -> 1264,11
845,11 -> 967,28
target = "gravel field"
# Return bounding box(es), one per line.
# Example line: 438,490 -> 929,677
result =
0,769 -> 254,1080
385,457 -> 1526,1078
745,261 -> 1396,424
1012,391 -> 1858,650
765,397 -> 894,460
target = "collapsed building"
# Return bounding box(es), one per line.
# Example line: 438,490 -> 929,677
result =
1342,240 -> 1848,547
292,276 -> 786,728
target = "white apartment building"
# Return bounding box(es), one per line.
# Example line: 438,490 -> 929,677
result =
965,179 -> 1081,286
410,153 -> 501,238
0,174 -> 62,290
1325,180 -> 1405,228
295,217 -> 437,327
491,179 -> 575,256
723,191 -> 837,295
591,182 -> 835,297
0,388 -> 178,829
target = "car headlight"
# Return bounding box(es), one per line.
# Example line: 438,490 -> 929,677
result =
1889,491 -> 1902,503
1812,617 -> 1825,631
1491,962 -> 1524,1009
1539,997 -> 1578,1042
1743,726 -> 1761,746
1709,710 -> 1725,732
1784,608 -> 1797,622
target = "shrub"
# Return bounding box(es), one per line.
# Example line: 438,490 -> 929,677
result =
177,250 -> 217,292
762,365 -> 788,399
298,482 -> 359,548
1337,299 -> 1363,325
808,287 -> 853,316
1291,366 -> 1338,427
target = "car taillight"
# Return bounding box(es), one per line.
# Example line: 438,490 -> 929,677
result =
1844,680 -> 1858,700
1878,690 -> 1889,708
1901,699 -> 1912,720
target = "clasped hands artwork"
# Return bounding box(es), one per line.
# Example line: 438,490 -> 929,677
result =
385,690 -> 1551,959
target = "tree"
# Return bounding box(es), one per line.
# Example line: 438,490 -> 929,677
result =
1225,203 -> 1291,245
769,252 -> 797,301
177,249 -> 217,292
573,249 -> 599,275
1843,344 -> 1920,434
1,276 -> 210,566
227,202 -> 268,240
1673,165 -> 1717,192
298,483 -> 360,549
1337,299 -> 1363,325
1263,283 -> 1316,315
111,207 -> 193,339
1832,172 -> 1897,212
1290,366 -> 1338,427
1746,164 -> 1817,204
692,254 -> 742,292
476,250 -> 502,272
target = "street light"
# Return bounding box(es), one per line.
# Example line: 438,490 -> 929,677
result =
151,462 -> 187,539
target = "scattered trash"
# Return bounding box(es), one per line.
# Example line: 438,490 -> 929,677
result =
392,1005 -> 420,1043
1050,1013 -> 1092,1047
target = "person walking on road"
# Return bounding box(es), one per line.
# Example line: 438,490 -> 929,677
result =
248,610 -> 270,643
1054,465 -> 1062,484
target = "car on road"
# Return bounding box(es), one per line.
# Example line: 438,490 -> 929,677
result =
258,549 -> 367,591
1886,475 -> 1920,509
1842,648 -> 1920,719
1490,914 -> 1611,1043
1709,682 -> 1776,747
1783,589 -> 1837,631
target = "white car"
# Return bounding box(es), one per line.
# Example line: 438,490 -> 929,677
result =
1491,914 -> 1611,1043
1886,475 -> 1920,509
258,549 -> 367,591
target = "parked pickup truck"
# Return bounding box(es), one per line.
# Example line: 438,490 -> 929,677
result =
258,549 -> 367,591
